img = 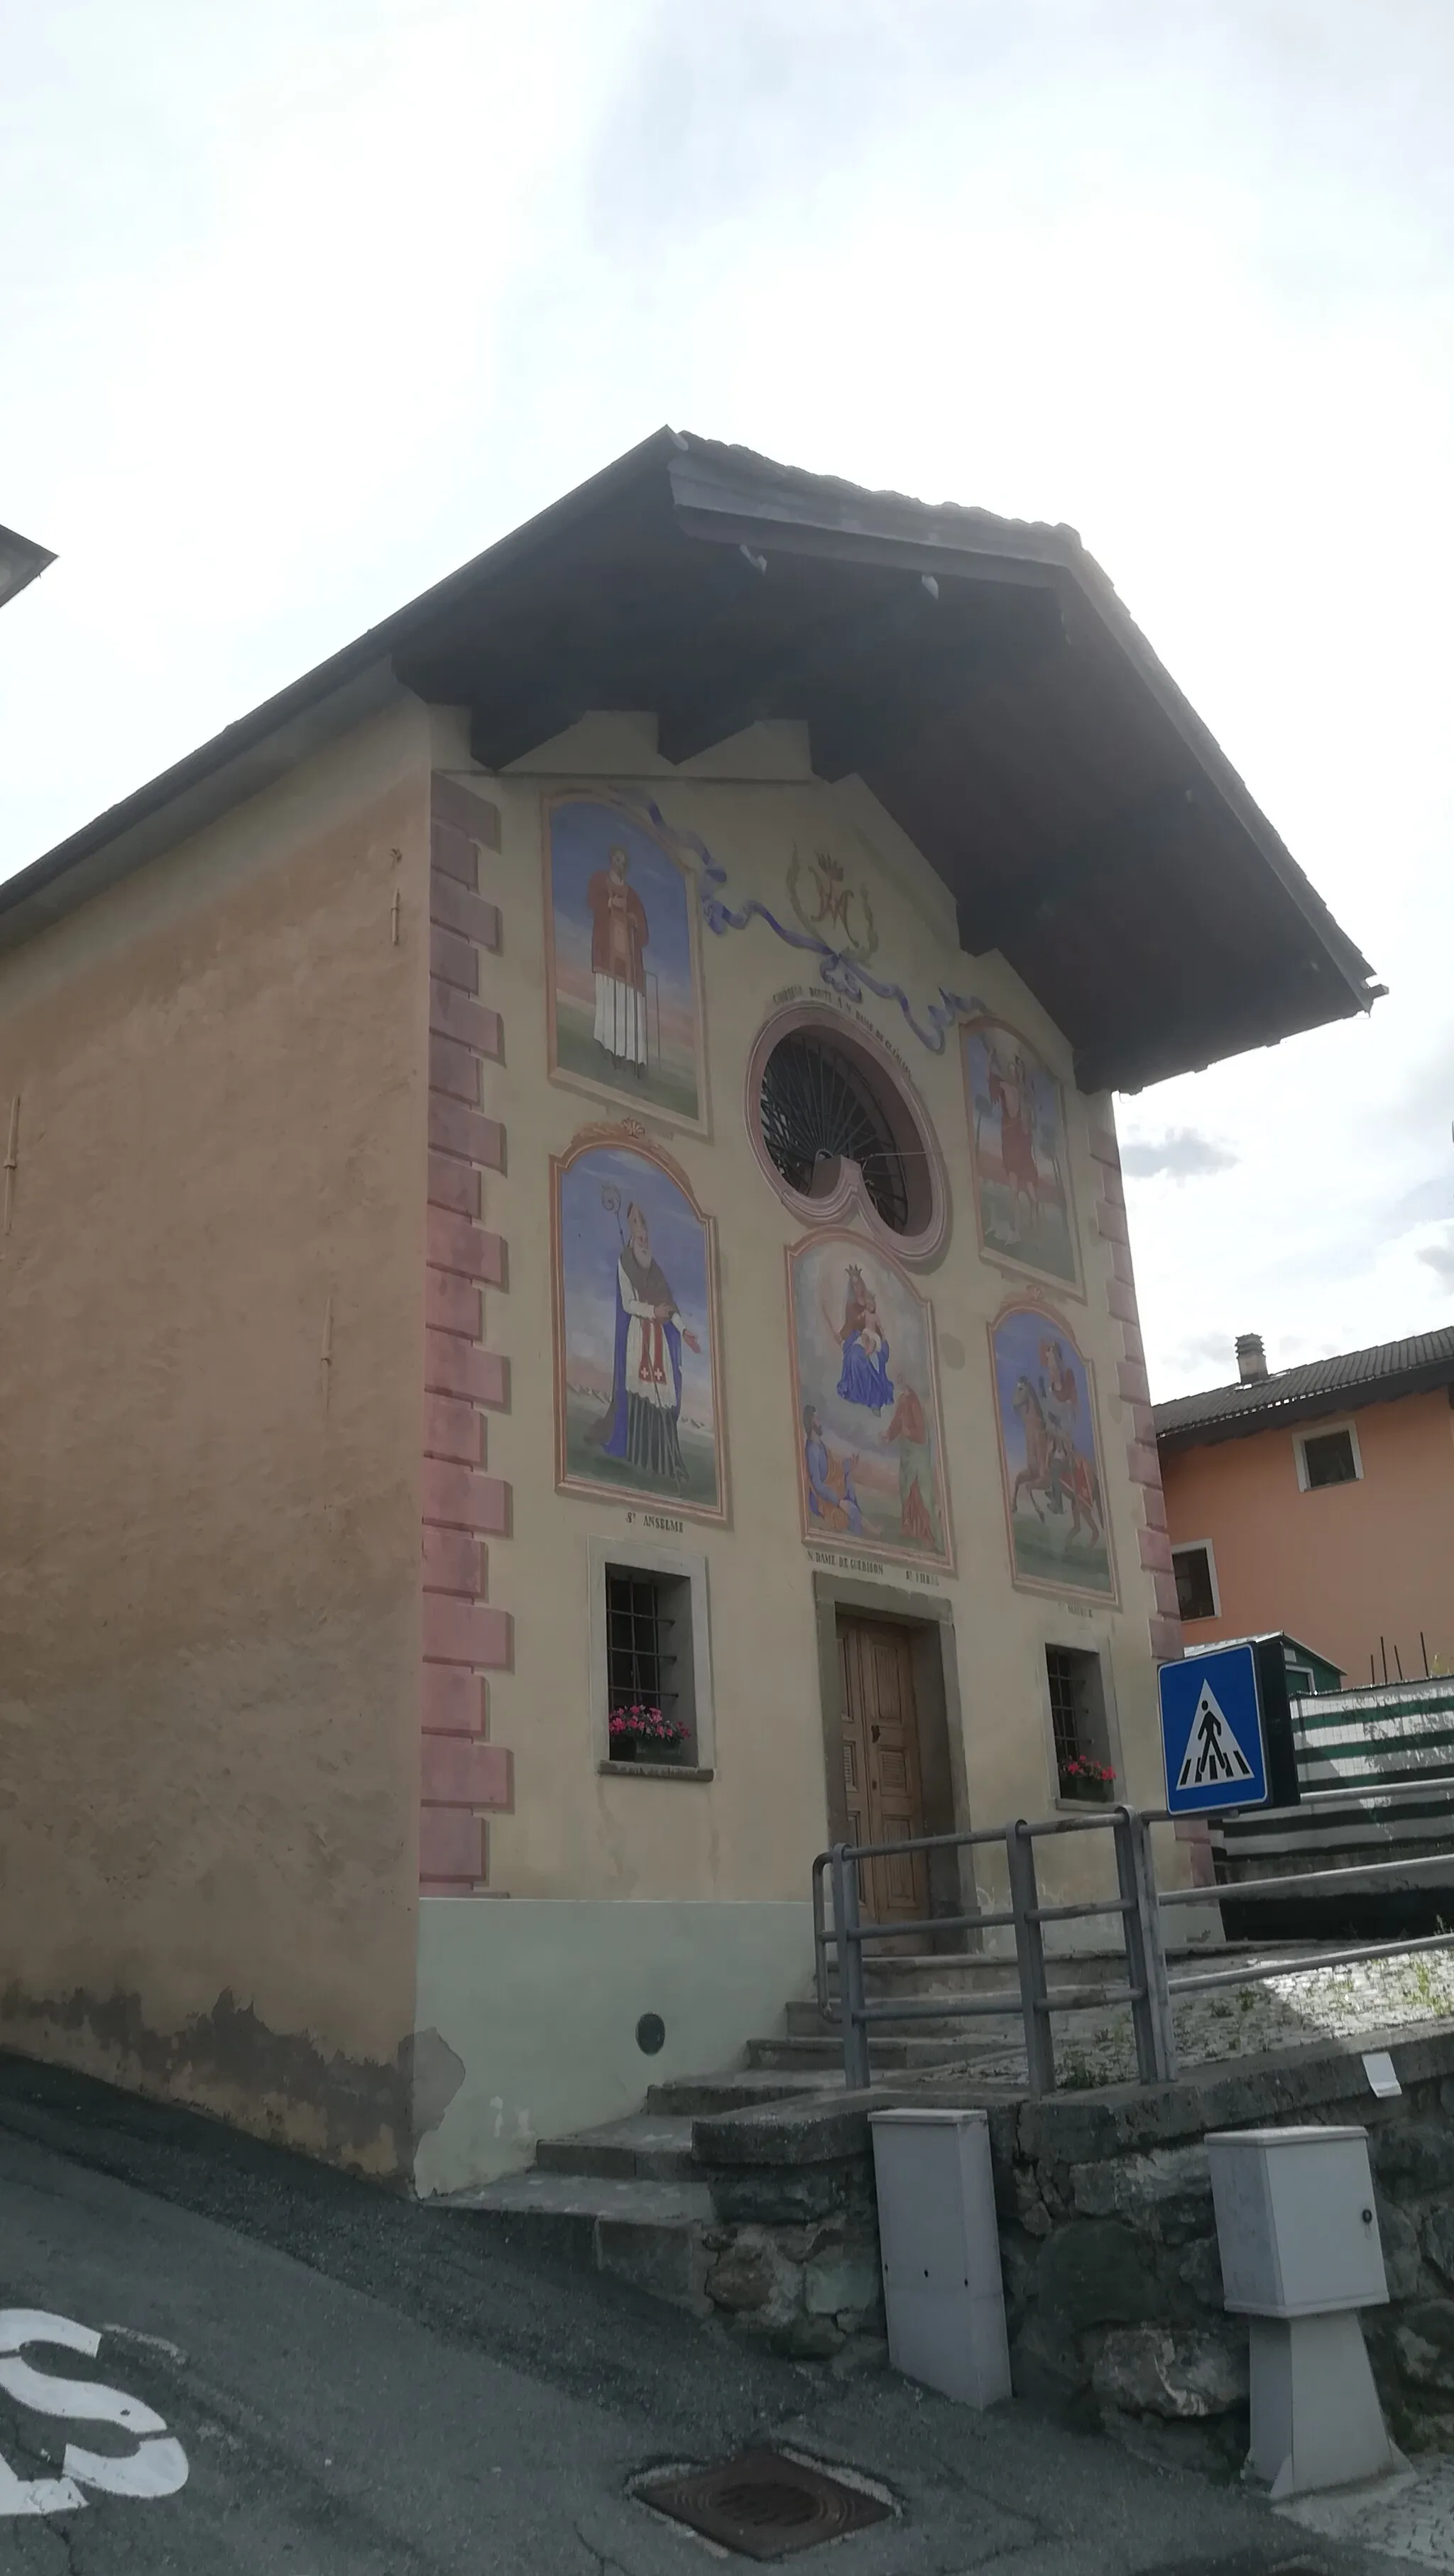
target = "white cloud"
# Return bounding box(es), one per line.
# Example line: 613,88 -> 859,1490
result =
1120,1130 -> 1238,1182
1416,1229 -> 1454,1289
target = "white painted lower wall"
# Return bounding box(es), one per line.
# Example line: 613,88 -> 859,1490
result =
412,1896 -> 818,2195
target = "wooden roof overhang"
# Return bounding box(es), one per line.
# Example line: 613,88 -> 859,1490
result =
0,430 -> 1379,1091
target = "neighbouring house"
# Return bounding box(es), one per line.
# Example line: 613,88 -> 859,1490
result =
0,432 -> 1380,2190
1158,1328 -> 1454,1691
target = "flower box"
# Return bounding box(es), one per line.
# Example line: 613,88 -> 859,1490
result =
1059,1758 -> 1116,1805
608,1703 -> 688,1762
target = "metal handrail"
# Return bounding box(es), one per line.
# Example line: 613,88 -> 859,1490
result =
812,1772 -> 1454,2097
814,1806 -> 1172,2092
1159,1848 -> 1454,1906
1166,1931 -> 1454,1997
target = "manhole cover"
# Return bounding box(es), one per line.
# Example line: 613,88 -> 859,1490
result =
635,2448 -> 893,2560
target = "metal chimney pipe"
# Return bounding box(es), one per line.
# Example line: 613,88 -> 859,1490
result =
1235,1333 -> 1269,1385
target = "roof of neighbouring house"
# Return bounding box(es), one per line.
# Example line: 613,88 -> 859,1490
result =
1156,1326 -> 1454,1448
1195,1631 -> 1345,1678
0,429 -> 1381,1092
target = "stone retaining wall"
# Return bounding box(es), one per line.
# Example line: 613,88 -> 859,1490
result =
692,2021 -> 1454,2460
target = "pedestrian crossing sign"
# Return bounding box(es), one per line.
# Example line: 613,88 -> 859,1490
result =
1158,1642 -> 1269,1814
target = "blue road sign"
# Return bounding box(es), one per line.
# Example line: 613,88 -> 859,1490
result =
1158,1642 -> 1269,1815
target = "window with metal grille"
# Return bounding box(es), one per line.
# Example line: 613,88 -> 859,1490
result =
1298,1426 -> 1360,1490
1173,1544 -> 1218,1621
604,1566 -> 694,1762
1044,1644 -> 1113,1799
758,1029 -> 922,1233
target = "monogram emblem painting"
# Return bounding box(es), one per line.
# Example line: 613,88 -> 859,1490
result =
552,1131 -> 726,1522
786,846 -> 878,961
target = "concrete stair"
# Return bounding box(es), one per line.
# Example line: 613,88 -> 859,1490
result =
442,2075 -> 844,2312
444,2112 -> 716,2310
438,1950 -> 1196,2312
747,2030 -> 1007,2071
442,1967 -> 1017,2310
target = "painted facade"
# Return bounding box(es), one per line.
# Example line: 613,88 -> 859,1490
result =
0,704 -> 1186,2190
408,716 -> 1189,2190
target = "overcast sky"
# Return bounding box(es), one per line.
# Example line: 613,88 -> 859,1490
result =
3,0 -> 1449,1397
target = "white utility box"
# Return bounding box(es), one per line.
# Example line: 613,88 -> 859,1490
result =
1206,2124 -> 1400,2499
869,2109 -> 1011,2410
1206,2125 -> 1388,2316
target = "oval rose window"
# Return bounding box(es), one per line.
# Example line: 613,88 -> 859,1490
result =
758,1028 -> 925,1235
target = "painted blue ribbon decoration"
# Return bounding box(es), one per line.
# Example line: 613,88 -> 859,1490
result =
641,797 -> 989,1054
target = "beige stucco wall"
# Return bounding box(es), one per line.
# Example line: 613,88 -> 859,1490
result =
413,709 -> 1189,2176
0,697 -> 433,2171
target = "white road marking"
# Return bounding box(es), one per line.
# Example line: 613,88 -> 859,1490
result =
0,2308 -> 190,2513
102,2325 -> 189,2367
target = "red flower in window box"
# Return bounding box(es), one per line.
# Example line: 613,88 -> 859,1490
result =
1060,1756 -> 1116,1803
608,1703 -> 688,1759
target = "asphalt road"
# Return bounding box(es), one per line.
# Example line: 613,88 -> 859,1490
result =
0,2053 -> 1394,2575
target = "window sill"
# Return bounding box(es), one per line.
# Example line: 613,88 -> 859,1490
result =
598,1759 -> 714,1782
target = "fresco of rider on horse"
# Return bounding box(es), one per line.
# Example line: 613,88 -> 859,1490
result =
990,1302 -> 1115,1599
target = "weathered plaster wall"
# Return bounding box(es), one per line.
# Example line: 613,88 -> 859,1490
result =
412,709 -> 1190,2175
415,1896 -> 815,2193
0,701 -> 433,2170
1162,1388 -> 1454,1686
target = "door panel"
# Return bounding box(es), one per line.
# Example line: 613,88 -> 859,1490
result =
838,1617 -> 929,1925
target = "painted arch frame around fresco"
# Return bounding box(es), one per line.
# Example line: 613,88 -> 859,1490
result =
550,1123 -> 729,1526
961,1013 -> 1083,1297
786,1228 -> 955,1576
988,1294 -> 1118,1605
542,788 -> 711,1136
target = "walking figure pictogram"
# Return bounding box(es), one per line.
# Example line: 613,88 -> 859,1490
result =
1175,1681 -> 1255,1791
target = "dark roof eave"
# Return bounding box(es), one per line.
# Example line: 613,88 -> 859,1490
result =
663,441 -> 1379,1024
0,427 -> 684,953
1158,1355 -> 1454,1448
0,429 -> 1380,1074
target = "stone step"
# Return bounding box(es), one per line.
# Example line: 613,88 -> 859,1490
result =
533,2113 -> 696,2182
645,2068 -> 838,2117
785,1996 -> 1024,2044
826,1950 -> 1152,1995
746,2032 -> 1001,2073
444,2168 -> 714,2313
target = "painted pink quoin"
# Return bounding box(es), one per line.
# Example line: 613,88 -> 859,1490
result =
1089,1106 -> 1208,1880
420,773 -> 514,1897
1088,1110 -> 1184,1677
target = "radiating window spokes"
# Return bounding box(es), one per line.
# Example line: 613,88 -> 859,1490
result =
759,1032 -> 910,1232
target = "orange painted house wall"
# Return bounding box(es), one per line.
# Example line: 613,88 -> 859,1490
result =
1161,1389 -> 1454,1686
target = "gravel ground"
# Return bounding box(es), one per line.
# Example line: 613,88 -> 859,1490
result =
965,1945 -> 1454,2089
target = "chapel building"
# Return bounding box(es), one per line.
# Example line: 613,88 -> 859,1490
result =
0,433 -> 1379,2185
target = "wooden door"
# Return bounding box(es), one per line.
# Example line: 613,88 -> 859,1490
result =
837,1617 -> 929,1926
